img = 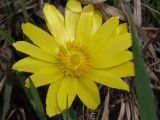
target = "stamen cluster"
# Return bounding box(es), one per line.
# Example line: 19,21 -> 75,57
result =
57,42 -> 93,77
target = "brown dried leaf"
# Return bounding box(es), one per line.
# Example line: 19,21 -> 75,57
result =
117,100 -> 125,120
133,0 -> 142,26
99,3 -> 126,21
80,0 -> 106,4
101,89 -> 110,120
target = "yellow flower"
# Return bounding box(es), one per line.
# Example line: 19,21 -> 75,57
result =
12,0 -> 134,117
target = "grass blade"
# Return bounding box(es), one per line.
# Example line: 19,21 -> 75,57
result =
127,3 -> 157,120
16,73 -> 47,120
142,0 -> 160,25
0,26 -> 15,44
62,96 -> 77,120
62,106 -> 77,120
19,0 -> 29,22
28,77 -> 47,120
1,75 -> 13,120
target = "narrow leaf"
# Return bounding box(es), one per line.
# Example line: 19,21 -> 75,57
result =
0,26 -> 15,44
142,0 -> 160,25
1,75 -> 13,120
19,0 -> 29,22
62,106 -> 77,120
28,77 -> 47,120
127,3 -> 157,120
16,73 -> 47,120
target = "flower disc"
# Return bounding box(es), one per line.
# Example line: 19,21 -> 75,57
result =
57,42 -> 93,77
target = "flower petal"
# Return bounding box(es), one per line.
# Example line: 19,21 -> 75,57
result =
76,77 -> 100,109
21,23 -> 58,54
25,68 -> 63,88
43,3 -> 69,44
87,16 -> 119,52
12,57 -> 55,73
103,62 -> 135,77
108,33 -> 131,52
86,69 -> 129,91
57,76 -> 76,110
96,33 -> 132,54
65,0 -> 82,41
13,41 -> 56,63
76,4 -> 94,43
46,80 -> 62,117
93,51 -> 133,68
90,11 -> 102,36
116,23 -> 128,35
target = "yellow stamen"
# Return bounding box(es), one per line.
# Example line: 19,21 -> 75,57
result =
57,42 -> 93,77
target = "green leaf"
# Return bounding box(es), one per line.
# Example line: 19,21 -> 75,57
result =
127,3 -> 157,120
62,106 -> 77,120
28,77 -> 47,120
16,73 -> 47,120
142,0 -> 160,25
62,95 -> 77,120
0,26 -> 15,44
1,75 -> 13,120
19,0 -> 29,22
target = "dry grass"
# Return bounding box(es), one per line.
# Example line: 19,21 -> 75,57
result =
0,0 -> 160,120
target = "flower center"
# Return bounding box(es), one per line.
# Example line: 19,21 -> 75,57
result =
70,53 -> 80,65
57,42 -> 93,77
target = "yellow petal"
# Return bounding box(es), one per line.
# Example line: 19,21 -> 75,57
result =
21,23 -> 58,54
109,33 -> 131,52
12,57 -> 55,73
91,33 -> 132,59
96,33 -> 132,54
86,69 -> 129,91
65,0 -> 82,41
25,68 -> 63,88
46,80 -> 62,117
57,76 -> 76,110
87,16 -> 119,51
13,41 -> 56,63
90,11 -> 102,36
93,51 -> 133,68
104,62 -> 135,77
67,0 -> 82,12
116,23 -> 128,35
76,77 -> 100,109
43,3 -> 69,44
76,4 -> 94,43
